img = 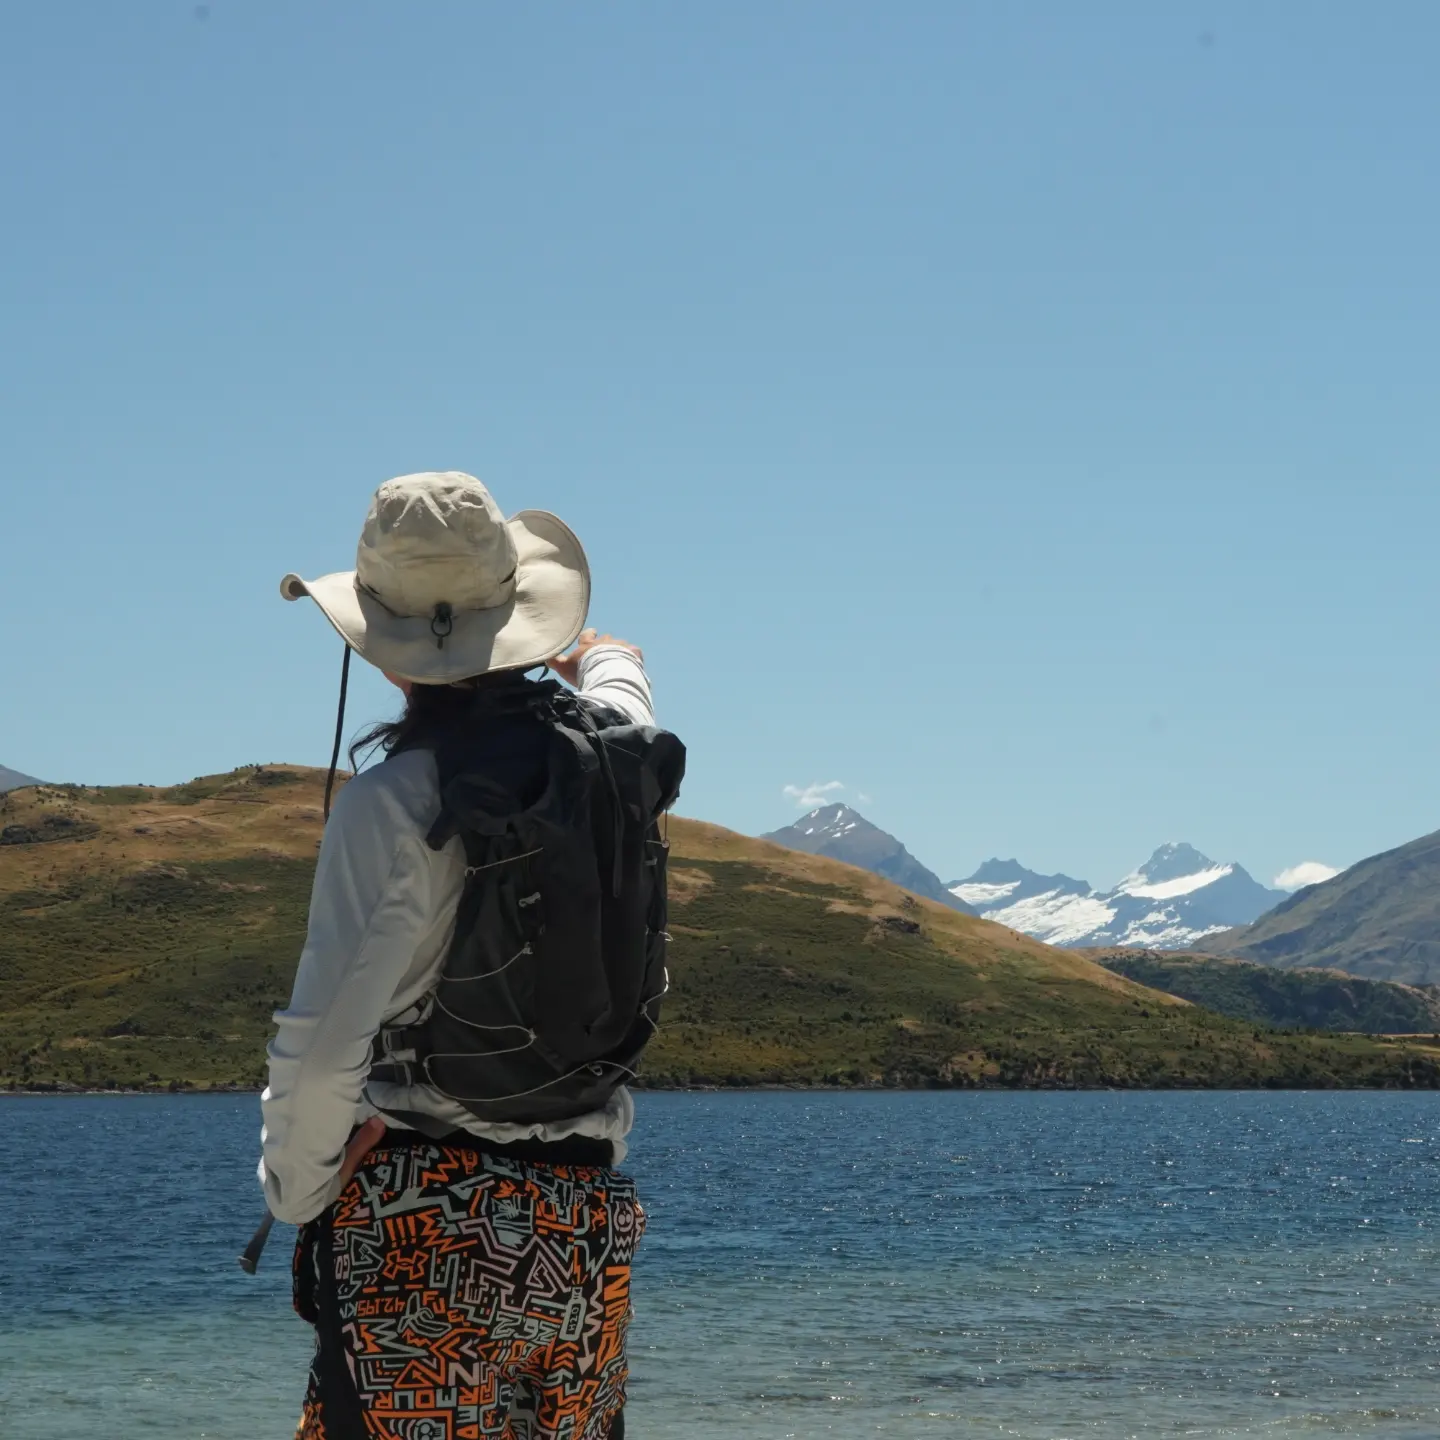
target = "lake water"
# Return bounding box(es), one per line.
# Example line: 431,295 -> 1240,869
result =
3,1091 -> 1440,1438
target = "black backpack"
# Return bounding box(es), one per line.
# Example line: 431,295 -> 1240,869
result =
368,676 -> 686,1124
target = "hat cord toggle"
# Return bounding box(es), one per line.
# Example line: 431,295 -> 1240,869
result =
431,602 -> 454,649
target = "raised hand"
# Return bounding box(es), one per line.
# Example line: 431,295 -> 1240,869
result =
549,628 -> 642,687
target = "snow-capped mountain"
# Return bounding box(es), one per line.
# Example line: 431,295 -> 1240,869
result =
764,804 -> 977,913
949,843 -> 1287,949
950,857 -> 1091,910
764,807 -> 1285,947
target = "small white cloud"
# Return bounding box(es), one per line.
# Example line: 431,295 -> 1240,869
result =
783,780 -> 845,810
1274,861 -> 1340,891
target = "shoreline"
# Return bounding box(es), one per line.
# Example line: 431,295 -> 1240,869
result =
8,1079 -> 1440,1097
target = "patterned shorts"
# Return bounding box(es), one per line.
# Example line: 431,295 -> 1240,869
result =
293,1139 -> 643,1440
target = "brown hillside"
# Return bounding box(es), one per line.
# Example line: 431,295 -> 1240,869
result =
2,766 -> 1437,1091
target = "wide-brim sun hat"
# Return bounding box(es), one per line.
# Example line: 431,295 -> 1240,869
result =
281,471 -> 591,684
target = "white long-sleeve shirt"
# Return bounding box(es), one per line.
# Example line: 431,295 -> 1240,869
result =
259,645 -> 654,1225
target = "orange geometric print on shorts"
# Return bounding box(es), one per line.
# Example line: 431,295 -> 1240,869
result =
293,1141 -> 643,1440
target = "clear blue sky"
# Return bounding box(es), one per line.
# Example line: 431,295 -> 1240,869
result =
3,2 -> 1438,892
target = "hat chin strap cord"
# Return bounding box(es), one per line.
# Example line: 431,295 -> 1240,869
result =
240,641 -> 352,1274
324,644 -> 352,822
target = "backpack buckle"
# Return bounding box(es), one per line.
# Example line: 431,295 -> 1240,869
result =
368,1027 -> 417,1088
371,1026 -> 417,1071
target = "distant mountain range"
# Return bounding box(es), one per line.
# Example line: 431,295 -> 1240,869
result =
763,810 -> 1284,947
0,766 -> 42,794
764,805 -> 977,913
950,843 -> 1288,951
763,806 -> 1440,986
1204,829 -> 1440,985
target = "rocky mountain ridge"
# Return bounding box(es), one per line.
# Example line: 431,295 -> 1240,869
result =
951,842 -> 1289,951
763,804 -> 976,913
764,808 -> 1289,950
1204,828 -> 1440,984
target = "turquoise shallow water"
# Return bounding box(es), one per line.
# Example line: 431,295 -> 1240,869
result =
4,1090 -> 1440,1438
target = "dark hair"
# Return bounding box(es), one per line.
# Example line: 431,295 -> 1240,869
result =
347,669 -> 539,773
347,686 -> 465,773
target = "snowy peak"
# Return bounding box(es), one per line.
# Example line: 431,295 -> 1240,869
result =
1134,842 -> 1220,884
767,808 -> 1290,950
1116,864 -> 1235,901
949,843 -> 1287,950
763,806 -> 977,914
793,803 -> 864,842
1115,844 -> 1236,901
948,858 -> 1090,910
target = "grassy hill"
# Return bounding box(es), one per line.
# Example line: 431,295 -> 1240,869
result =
1090,949 -> 1440,1034
3,767 -> 1439,1091
1205,829 -> 1440,984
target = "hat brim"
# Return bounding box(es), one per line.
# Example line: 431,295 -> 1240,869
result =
280,510 -> 590,684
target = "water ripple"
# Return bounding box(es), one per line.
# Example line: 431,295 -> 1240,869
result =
3,1091 -> 1440,1437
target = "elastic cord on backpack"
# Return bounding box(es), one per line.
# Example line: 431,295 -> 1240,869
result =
323,644 -> 352,823
419,1052 -> 645,1109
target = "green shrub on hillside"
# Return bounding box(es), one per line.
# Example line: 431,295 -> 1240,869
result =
1096,951 -> 1440,1034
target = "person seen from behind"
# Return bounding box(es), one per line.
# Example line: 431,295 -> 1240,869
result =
261,471 -> 685,1440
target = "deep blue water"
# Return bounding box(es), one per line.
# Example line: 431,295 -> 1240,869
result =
4,1091 -> 1440,1438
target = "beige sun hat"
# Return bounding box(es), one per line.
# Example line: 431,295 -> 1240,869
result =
281,472 -> 591,684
